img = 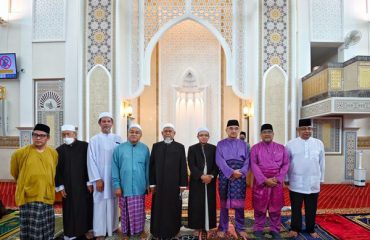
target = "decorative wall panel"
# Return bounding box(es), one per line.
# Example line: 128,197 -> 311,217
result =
87,65 -> 112,139
358,137 -> 370,149
159,20 -> 221,148
33,0 -> 65,41
344,131 -> 357,180
263,66 -> 287,144
313,117 -> 342,154
310,0 -> 343,42
86,0 -> 113,72
35,80 -> 64,148
262,0 -> 288,72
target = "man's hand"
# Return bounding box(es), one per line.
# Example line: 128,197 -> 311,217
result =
232,169 -> 243,179
265,177 -> 278,187
150,186 -> 156,194
96,179 -> 104,192
87,185 -> 93,193
61,189 -> 67,198
114,188 -> 122,197
201,175 -> 213,184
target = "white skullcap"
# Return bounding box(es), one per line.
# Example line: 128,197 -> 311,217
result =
61,124 -> 76,132
98,112 -> 113,121
197,127 -> 209,134
128,123 -> 142,131
162,123 -> 176,131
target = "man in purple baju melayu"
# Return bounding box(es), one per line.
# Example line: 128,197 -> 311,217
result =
250,124 -> 289,239
216,119 -> 249,239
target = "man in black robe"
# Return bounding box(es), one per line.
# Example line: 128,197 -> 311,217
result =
149,123 -> 188,239
55,124 -> 93,239
187,127 -> 218,240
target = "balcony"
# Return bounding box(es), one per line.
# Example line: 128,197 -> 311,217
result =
301,56 -> 370,118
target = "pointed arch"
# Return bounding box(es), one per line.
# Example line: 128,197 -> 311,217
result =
128,14 -> 233,98
86,64 -> 113,140
262,65 -> 288,144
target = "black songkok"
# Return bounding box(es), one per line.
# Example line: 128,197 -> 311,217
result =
261,124 -> 273,132
240,131 -> 246,136
298,119 -> 312,127
33,123 -> 50,134
227,119 -> 239,127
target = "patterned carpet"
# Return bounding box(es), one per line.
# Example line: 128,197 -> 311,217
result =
1,182 -> 370,211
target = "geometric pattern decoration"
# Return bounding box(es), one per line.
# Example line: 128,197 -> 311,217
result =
86,0 -> 113,72
344,131 -> 357,180
159,20 -> 221,147
263,66 -> 287,144
301,98 -> 370,118
313,117 -> 342,154
35,79 -> 64,148
358,136 -> 370,149
144,0 -> 186,49
87,65 -> 112,140
262,0 -> 289,72
191,0 -> 233,48
32,0 -> 66,41
17,127 -> 34,148
310,0 -> 343,42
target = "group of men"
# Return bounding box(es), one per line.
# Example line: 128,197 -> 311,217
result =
10,111 -> 325,240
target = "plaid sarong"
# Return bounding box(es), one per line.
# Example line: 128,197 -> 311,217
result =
119,195 -> 145,235
19,202 -> 55,240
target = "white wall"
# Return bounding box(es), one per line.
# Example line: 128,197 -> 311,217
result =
340,0 -> 370,60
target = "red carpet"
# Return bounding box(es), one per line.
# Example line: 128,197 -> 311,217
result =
316,214 -> 370,239
1,182 -> 369,210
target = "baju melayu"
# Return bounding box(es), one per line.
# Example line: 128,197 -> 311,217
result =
216,138 -> 249,233
112,141 -> 150,236
286,137 -> 325,234
87,133 -> 122,237
250,141 -> 289,233
10,145 -> 58,240
55,140 -> 93,239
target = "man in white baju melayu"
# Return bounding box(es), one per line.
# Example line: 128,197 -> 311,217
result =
87,112 -> 122,239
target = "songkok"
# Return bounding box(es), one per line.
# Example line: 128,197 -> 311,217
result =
61,124 -> 76,132
162,123 -> 175,131
128,123 -> 142,131
240,131 -> 246,136
197,127 -> 209,134
227,119 -> 239,127
299,118 -> 312,127
261,124 -> 273,132
98,112 -> 113,121
33,123 -> 50,134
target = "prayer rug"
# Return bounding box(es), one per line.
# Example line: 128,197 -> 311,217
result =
316,214 -> 370,240
344,214 -> 370,230
1,212 -> 63,240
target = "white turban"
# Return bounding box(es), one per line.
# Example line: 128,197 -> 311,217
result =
128,123 -> 142,131
98,112 -> 113,121
197,127 -> 209,134
61,124 -> 76,132
162,123 -> 175,131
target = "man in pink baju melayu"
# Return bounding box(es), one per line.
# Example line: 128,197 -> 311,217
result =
250,124 -> 289,239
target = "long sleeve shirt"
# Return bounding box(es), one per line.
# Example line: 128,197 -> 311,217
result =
10,145 -> 58,206
250,141 -> 289,186
286,137 -> 325,194
216,138 -> 250,178
112,141 -> 150,197
87,133 -> 122,201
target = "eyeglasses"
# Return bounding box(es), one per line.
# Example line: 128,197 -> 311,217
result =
32,133 -> 48,138
128,131 -> 141,135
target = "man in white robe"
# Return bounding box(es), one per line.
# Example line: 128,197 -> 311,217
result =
87,112 -> 122,239
286,118 -> 325,239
